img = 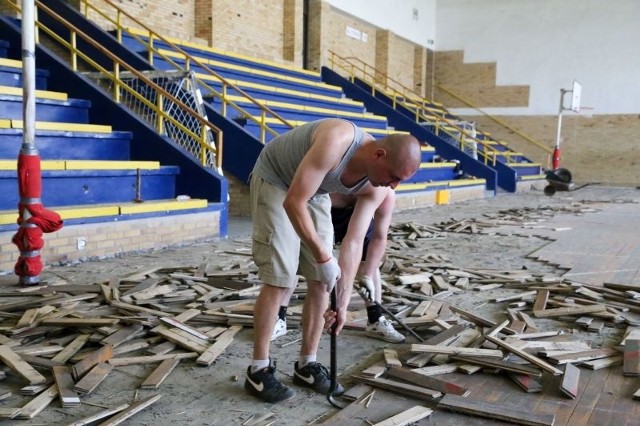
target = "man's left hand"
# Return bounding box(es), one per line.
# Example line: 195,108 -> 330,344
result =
356,275 -> 376,303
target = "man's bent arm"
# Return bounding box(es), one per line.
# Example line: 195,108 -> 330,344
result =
360,188 -> 395,278
333,188 -> 386,332
283,121 -> 355,262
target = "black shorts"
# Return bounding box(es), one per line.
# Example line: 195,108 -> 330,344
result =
331,206 -> 373,261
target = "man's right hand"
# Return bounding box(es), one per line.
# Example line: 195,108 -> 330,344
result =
317,256 -> 341,292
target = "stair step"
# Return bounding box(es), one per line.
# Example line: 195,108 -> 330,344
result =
123,27 -> 319,79
0,120 -> 111,133
507,162 -> 542,168
0,57 -> 21,68
0,166 -> 179,209
225,95 -> 377,121
159,49 -> 325,88
397,178 -> 486,192
518,173 -> 547,181
0,85 -> 68,101
0,160 -> 160,171
0,129 -> 132,160
0,198 -> 208,226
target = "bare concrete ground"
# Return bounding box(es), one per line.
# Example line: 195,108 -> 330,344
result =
3,185 -> 639,425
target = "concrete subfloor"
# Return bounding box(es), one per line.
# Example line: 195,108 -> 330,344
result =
1,185 -> 639,425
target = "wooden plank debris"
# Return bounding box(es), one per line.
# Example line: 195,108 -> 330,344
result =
508,374 -> 543,393
97,393 -> 162,426
140,358 -> 181,389
361,361 -> 387,379
383,349 -> 402,367
484,335 -> 563,375
65,403 -> 129,426
373,405 -> 433,426
108,352 -> 198,367
74,362 -> 114,394
438,394 -> 555,426
53,366 -> 80,408
51,334 -> 91,364
533,304 -> 606,318
548,347 -> 619,365
623,339 -> 640,376
196,325 -> 242,366
0,345 -> 47,385
352,375 -> 442,400
72,344 -> 113,380
15,384 -> 59,419
411,344 -> 504,358
386,367 -> 469,396
560,363 -> 580,399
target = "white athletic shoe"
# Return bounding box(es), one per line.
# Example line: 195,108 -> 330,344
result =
365,316 -> 405,343
270,318 -> 287,341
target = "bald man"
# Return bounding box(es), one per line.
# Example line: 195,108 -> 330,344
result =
245,118 -> 421,403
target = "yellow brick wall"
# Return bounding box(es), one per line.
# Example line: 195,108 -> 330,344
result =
465,114 -> 640,186
387,33 -> 418,92
0,212 -> 221,272
206,0 -> 289,66
431,50 -> 529,108
307,0 -> 377,72
78,0 -> 201,43
227,175 -> 252,217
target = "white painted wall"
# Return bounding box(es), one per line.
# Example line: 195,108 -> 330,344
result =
324,0 -> 436,47
435,0 -> 640,115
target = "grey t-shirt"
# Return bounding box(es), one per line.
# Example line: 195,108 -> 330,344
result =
252,119 -> 370,195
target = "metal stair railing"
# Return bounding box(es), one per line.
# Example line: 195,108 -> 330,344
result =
9,0 -> 223,171
436,84 -> 553,161
328,50 -> 525,167
78,0 -> 294,143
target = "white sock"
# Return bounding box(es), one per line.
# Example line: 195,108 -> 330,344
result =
250,359 -> 270,374
298,354 -> 316,368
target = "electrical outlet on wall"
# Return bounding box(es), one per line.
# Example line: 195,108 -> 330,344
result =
76,237 -> 87,251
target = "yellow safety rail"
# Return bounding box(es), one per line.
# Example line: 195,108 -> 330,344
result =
328,50 -> 521,167
9,0 -> 223,170
79,0 -> 293,143
436,84 -> 553,157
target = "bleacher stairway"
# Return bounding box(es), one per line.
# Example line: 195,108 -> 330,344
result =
0,19 -> 226,272
113,26 -> 491,204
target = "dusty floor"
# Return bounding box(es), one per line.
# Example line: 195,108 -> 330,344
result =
2,184 -> 640,425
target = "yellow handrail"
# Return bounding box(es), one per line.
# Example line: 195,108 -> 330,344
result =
328,51 -> 511,166
436,84 -> 553,155
79,0 -> 293,143
9,0 -> 223,170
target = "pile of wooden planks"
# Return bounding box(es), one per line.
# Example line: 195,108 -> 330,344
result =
0,261 -> 255,422
335,205 -> 640,425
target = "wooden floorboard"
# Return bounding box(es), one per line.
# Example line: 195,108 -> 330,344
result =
529,204 -> 640,286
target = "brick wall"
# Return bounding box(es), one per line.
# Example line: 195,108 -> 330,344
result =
0,211 -> 221,273
80,0 -> 199,43
226,174 -> 252,217
413,46 -> 427,98
386,33 -> 418,92
207,0 -> 286,65
466,114 -> 640,186
432,50 -> 529,108
307,0 -> 377,72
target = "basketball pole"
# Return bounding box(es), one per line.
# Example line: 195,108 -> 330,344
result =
553,89 -> 568,170
553,81 -> 581,170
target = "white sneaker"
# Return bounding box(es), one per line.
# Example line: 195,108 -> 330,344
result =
365,316 -> 405,343
270,318 -> 287,341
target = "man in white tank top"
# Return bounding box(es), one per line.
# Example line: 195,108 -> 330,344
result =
245,118 -> 421,403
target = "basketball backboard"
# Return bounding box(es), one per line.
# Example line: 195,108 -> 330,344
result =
570,80 -> 582,113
